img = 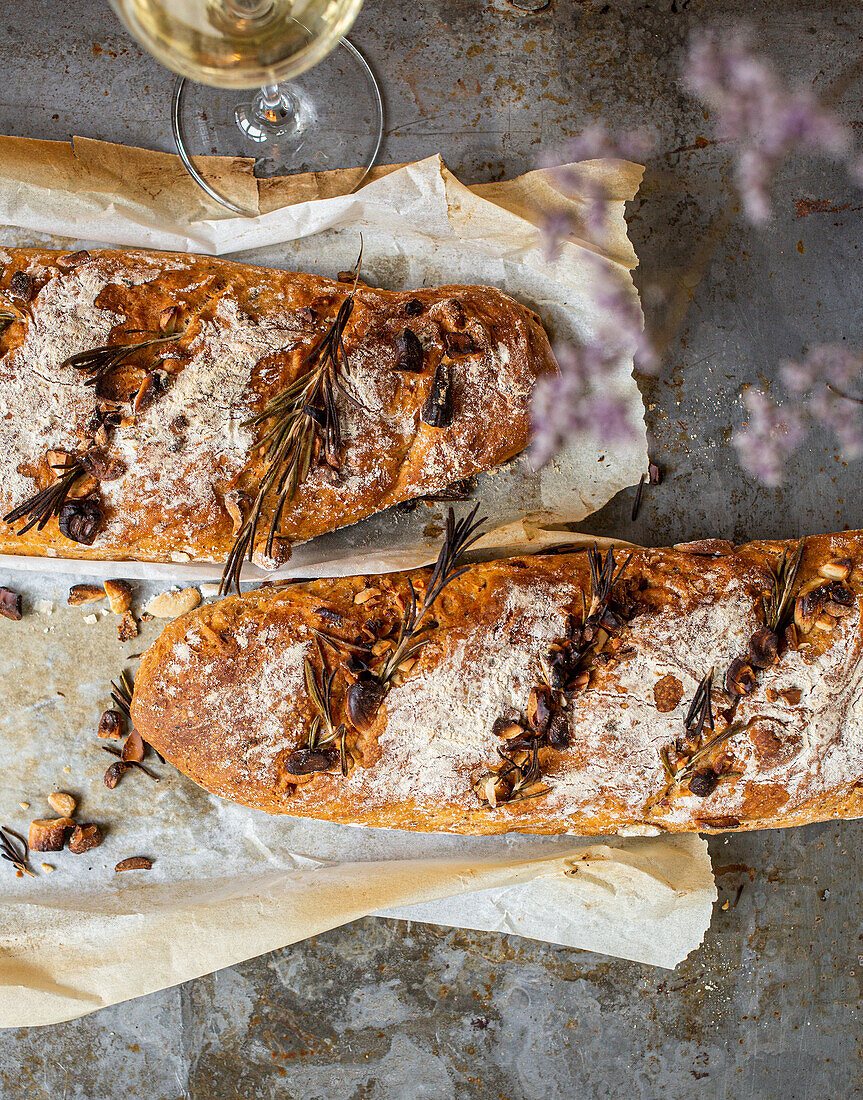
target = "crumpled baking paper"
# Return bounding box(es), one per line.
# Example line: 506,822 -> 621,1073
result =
0,139 -> 716,1028
0,138 -> 647,582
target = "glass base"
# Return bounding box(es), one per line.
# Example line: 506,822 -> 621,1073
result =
171,37 -> 383,215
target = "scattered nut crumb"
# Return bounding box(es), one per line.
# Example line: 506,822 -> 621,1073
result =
121,729 -> 145,763
721,899 -> 730,911
47,791 -> 76,816
145,587 -> 201,618
104,761 -> 131,788
18,802 -> 29,810
40,863 -> 54,873
29,817 -> 74,852
98,709 -> 123,739
104,579 -> 133,614
68,583 -> 106,606
0,587 -> 22,621
63,765 -> 70,772
115,856 -> 152,872
69,823 -> 102,854
117,611 -> 138,641
83,614 -> 98,625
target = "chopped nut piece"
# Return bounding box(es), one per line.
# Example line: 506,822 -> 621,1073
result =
69,824 -> 102,854
547,712 -> 570,749
104,579 -> 133,614
794,593 -> 819,634
778,687 -> 803,705
493,720 -> 528,740
98,709 -> 123,739
821,581 -> 855,618
115,856 -> 152,872
104,761 -> 131,788
353,588 -> 378,605
224,489 -> 251,535
473,773 -> 511,808
0,587 -> 22,621
117,611 -> 138,641
18,802 -> 29,810
526,685 -> 552,733
9,270 -> 35,301
725,658 -> 756,697
814,614 -> 836,632
819,559 -> 852,582
688,769 -> 719,797
67,583 -> 105,606
28,817 -> 74,852
145,587 -> 201,618
748,627 -> 779,669
40,863 -> 54,873
122,729 -> 145,763
46,792 -> 76,817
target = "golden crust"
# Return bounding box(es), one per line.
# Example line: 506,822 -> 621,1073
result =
0,247 -> 556,565
132,530 -> 863,835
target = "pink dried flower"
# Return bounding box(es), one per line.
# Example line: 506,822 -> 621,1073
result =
541,126 -> 654,257
530,358 -> 634,469
736,343 -> 863,482
684,30 -> 854,224
734,389 -> 804,485
531,127 -> 656,466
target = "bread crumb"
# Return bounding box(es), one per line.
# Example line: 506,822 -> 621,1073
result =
40,863 -> 54,873
199,583 -> 220,598
83,614 -> 97,625
145,587 -> 201,618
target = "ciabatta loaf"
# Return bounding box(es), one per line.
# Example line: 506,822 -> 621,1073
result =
0,248 -> 555,568
131,529 -> 863,835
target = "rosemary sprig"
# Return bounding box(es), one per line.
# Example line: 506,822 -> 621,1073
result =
110,669 -> 134,722
380,504 -> 486,683
585,543 -> 633,622
304,656 -> 348,775
63,327 -> 187,387
683,667 -> 715,745
219,248 -> 364,596
764,540 -> 804,631
345,504 -> 486,730
2,455 -> 86,535
0,826 -> 35,877
669,723 -> 744,786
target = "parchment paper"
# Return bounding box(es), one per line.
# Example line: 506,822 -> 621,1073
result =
0,137 -> 647,582
0,139 -> 716,1028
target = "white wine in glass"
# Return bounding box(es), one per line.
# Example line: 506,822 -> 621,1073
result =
109,0 -> 383,213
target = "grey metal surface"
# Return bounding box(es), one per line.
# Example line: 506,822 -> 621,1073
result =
0,0 -> 861,1097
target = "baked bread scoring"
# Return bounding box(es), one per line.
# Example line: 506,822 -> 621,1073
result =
131,529 -> 863,835
0,248 -> 555,567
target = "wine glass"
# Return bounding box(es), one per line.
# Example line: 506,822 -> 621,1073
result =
108,0 -> 383,215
